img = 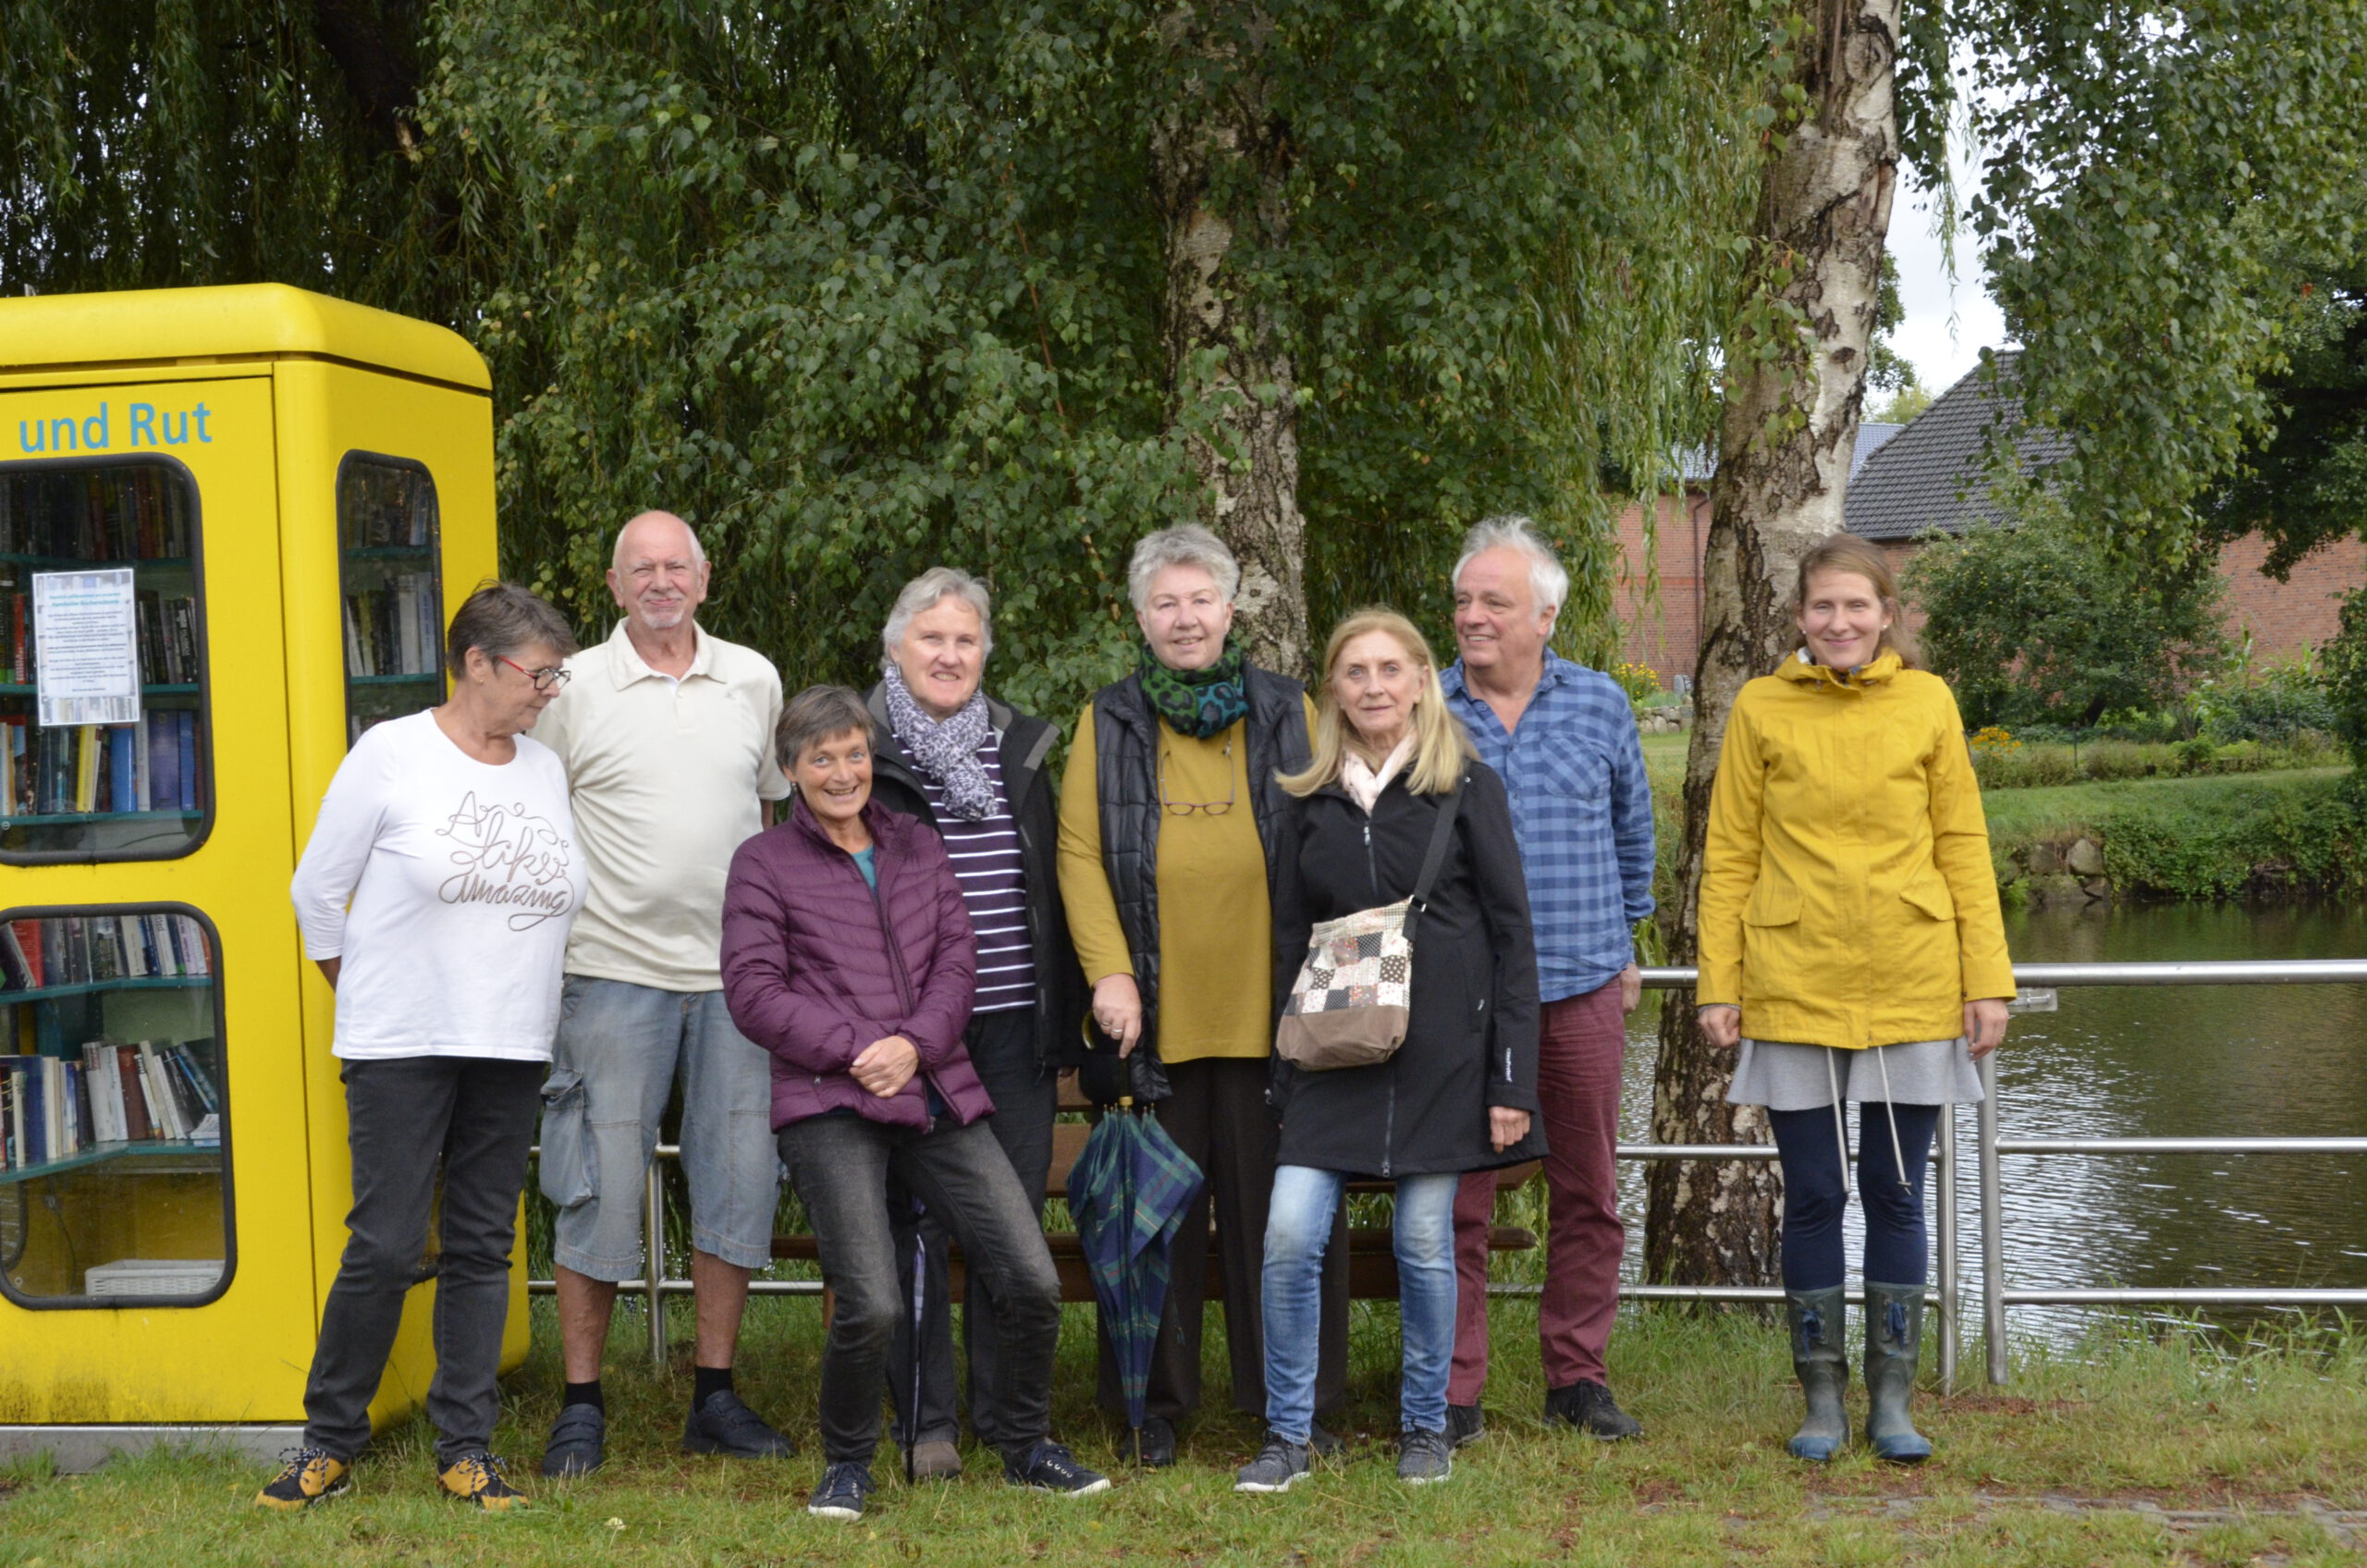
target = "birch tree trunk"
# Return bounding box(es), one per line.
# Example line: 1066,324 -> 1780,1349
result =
1645,0 -> 1900,1287
1149,6 -> 1309,680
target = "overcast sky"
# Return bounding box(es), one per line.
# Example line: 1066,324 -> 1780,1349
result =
1884,153 -> 2009,400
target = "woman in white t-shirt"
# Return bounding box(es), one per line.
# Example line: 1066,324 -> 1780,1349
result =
261,582 -> 585,1515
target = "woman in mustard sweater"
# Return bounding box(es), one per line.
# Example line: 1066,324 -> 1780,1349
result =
1696,534 -> 2014,1465
1055,524 -> 1344,1464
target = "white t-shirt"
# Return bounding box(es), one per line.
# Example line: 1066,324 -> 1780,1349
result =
290,710 -> 583,1061
527,621 -> 790,992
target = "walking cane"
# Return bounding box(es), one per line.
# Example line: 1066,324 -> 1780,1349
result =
906,1199 -> 927,1486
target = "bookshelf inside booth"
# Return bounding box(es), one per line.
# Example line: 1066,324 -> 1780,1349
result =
0,905 -> 229,1307
0,459 -> 210,863
338,453 -> 446,745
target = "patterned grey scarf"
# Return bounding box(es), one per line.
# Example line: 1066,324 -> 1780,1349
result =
880,660 -> 996,822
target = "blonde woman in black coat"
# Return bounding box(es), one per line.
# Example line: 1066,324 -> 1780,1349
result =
1234,609 -> 1542,1496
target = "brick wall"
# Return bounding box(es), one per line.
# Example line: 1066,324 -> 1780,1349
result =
1606,520 -> 2361,682
2216,533 -> 2364,661
1610,490 -> 1713,685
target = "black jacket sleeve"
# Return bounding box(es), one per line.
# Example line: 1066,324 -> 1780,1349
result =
1265,791 -> 1315,1112
1463,764 -> 1541,1112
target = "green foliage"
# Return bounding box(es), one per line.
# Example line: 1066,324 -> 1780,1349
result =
3,1 -> 1760,724
1955,0 -> 2367,558
1967,733 -> 2341,791
2185,653 -> 2341,743
2201,248 -> 2367,571
1985,767 -> 2367,900
0,0 -> 441,310
1870,382 -> 1933,426
1866,251 -> 1921,396
1907,484 -> 2231,730
2323,587 -> 2367,765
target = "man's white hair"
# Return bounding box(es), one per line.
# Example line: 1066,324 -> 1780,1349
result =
1453,515 -> 1569,619
882,567 -> 995,660
612,510 -> 708,574
1126,524 -> 1240,612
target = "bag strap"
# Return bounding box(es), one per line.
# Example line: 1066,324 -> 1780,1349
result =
1403,770 -> 1466,944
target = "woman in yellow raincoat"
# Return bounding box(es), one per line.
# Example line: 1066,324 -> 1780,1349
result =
1696,533 -> 2014,1465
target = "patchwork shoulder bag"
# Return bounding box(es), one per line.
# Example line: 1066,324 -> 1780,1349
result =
1275,773 -> 1464,1072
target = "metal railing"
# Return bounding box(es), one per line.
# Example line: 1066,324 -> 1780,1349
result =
530,958 -> 2367,1385
524,1143 -> 822,1370
1623,960 -> 2367,1389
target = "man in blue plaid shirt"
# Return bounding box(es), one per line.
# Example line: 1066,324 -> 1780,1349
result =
1439,517 -> 1655,1446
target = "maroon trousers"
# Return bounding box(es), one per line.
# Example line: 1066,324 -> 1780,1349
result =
1450,980 -> 1625,1402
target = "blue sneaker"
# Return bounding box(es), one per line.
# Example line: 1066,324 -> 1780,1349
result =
806,1461 -> 874,1520
1004,1439 -> 1111,1496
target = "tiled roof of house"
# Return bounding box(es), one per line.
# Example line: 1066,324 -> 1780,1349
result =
1674,422 -> 1897,489
1853,421 -> 1903,477
1844,352 -> 2073,540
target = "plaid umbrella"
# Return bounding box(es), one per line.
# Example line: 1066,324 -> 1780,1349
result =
1066,1100 -> 1204,1444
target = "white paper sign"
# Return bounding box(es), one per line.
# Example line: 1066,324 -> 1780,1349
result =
32,568 -> 141,727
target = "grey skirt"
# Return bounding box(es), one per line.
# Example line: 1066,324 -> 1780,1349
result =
1725,1036 -> 1982,1110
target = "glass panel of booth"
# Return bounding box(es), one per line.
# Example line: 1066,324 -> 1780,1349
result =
0,904 -> 230,1307
0,459 -> 210,862
337,454 -> 446,746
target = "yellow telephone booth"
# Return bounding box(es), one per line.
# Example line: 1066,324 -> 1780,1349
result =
0,284 -> 511,1468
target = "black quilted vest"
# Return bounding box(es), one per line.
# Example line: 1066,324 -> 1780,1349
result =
1091,666 -> 1309,1037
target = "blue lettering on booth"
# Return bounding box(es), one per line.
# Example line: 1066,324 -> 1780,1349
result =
16,401 -> 217,454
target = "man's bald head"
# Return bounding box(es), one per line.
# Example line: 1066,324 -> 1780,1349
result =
607,509 -> 712,636
612,510 -> 707,575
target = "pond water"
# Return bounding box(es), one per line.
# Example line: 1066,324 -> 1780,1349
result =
1613,900 -> 2367,1341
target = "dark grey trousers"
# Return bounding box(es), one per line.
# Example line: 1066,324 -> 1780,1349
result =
780,1108 -> 1062,1466
301,1055 -> 544,1465
886,1006 -> 1057,1450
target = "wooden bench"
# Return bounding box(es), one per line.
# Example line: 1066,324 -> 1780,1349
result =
771,1077 -> 1539,1302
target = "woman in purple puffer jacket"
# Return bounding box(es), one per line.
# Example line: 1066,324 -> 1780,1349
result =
721,684 -> 1109,1520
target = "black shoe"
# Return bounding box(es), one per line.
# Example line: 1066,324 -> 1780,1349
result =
1308,1421 -> 1345,1458
1445,1403 -> 1486,1448
1396,1427 -> 1453,1485
1004,1439 -> 1112,1496
1233,1433 -> 1313,1494
682,1389 -> 797,1458
806,1461 -> 874,1520
1130,1415 -> 1178,1467
1546,1378 -> 1642,1440
541,1402 -> 607,1477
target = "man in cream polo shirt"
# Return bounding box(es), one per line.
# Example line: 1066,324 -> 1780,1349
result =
532,510 -> 795,1476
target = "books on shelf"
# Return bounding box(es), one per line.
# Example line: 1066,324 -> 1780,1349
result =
343,572 -> 442,678
0,913 -> 212,991
0,1037 -> 222,1172
134,589 -> 201,685
0,465 -> 192,562
0,712 -> 201,818
338,463 -> 437,549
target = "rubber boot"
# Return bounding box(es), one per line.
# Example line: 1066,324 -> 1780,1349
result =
1784,1287 -> 1850,1462
1862,1281 -> 1933,1463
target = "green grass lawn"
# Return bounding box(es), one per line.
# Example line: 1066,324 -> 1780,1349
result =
1978,766 -> 2351,842
6,1300 -> 2363,1566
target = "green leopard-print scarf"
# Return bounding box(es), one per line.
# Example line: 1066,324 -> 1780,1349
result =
1135,639 -> 1250,739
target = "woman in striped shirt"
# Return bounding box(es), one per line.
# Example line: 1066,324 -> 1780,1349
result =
865,567 -> 1085,1479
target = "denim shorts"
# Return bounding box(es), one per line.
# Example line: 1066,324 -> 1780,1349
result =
543,975 -> 782,1277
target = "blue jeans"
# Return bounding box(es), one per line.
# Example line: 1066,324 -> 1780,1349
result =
1262,1166 -> 1460,1443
